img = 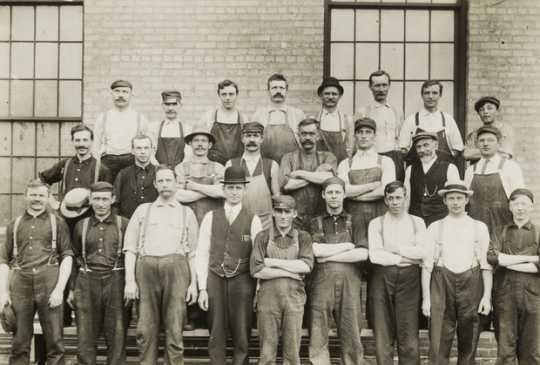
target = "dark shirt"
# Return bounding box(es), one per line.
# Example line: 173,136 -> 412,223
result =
487,220 -> 540,273
39,156 -> 112,196
113,163 -> 158,218
250,226 -> 313,276
0,210 -> 73,270
310,211 -> 357,245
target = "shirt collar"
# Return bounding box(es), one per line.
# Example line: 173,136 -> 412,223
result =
155,198 -> 179,208
271,224 -> 295,239
269,104 -> 288,113
323,209 -> 348,220
135,161 -> 153,172
354,147 -> 377,158
421,107 -> 439,116
74,154 -> 93,164
25,209 -> 48,219
92,213 -> 114,225
510,220 -> 534,231
372,101 -> 391,109
242,153 -> 261,162
322,108 -> 339,116
479,153 -> 501,164
224,202 -> 242,214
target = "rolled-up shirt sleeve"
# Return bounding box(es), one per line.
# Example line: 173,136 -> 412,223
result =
56,216 -> 73,259
297,231 -> 314,271
195,211 -> 213,290
250,230 -> 269,276
123,204 -> 145,255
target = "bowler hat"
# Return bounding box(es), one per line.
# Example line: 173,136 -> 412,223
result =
0,304 -> 16,333
184,126 -> 216,144
317,77 -> 344,96
60,188 -> 91,218
220,166 -> 249,184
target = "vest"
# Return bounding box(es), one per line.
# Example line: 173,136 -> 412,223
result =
409,158 -> 449,220
230,156 -> 272,190
209,207 -> 254,278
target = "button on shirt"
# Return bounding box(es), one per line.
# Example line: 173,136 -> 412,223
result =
0,210 -> 72,270
310,211 -> 354,244
337,148 -> 396,185
252,104 -> 305,130
425,215 -> 491,273
464,153 -> 525,198
124,199 -> 199,257
195,203 -> 263,290
368,213 -> 428,266
487,221 -> 540,271
113,163 -> 158,218
358,102 -> 402,153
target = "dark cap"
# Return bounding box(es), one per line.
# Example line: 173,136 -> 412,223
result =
412,131 -> 438,145
161,90 -> 182,103
474,96 -> 500,113
110,80 -> 133,90
354,117 -> 376,133
0,304 -> 16,333
476,125 -> 502,140
317,77 -> 344,96
272,195 -> 296,210
509,188 -> 534,203
322,176 -> 345,191
89,181 -> 113,193
220,166 -> 249,184
242,121 -> 264,134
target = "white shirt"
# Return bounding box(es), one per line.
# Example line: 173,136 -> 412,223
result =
195,204 -> 263,290
399,108 -> 464,152
358,102 -> 402,153
464,153 -> 525,197
225,153 -> 278,178
337,148 -> 396,185
252,104 -> 305,129
425,214 -> 491,273
368,212 -> 428,266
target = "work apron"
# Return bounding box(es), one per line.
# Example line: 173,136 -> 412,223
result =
241,159 -> 273,230
183,162 -> 223,224
317,110 -> 348,163
405,112 -> 454,166
208,110 -> 244,165
308,221 -> 364,365
292,150 -> 324,231
262,113 -> 299,163
468,158 -> 512,242
155,120 -> 185,169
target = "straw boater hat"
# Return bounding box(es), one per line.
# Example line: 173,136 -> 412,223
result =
220,165 -> 249,184
184,125 -> 216,144
437,181 -> 474,198
60,188 -> 91,218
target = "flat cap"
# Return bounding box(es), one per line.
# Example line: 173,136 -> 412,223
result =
354,117 -> 376,132
509,188 -> 534,203
90,181 -> 113,193
272,195 -> 296,210
242,121 -> 264,134
412,131 -> 438,145
476,125 -> 502,140
161,90 -> 182,103
110,80 -> 132,90
474,96 -> 500,113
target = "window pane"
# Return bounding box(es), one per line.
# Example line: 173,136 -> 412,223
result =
36,6 -> 58,42
60,121 -> 79,156
355,43 -> 379,80
331,9 -> 354,41
12,6 -> 34,41
432,0 -> 458,3
0,6 -> 10,41
35,43 -> 58,79
0,119 -> 10,155
431,43 -> 454,79
12,157 -> 35,193
10,80 -> 33,116
330,43 -> 354,79
59,43 -> 82,79
440,81 -> 454,114
381,43 -> 404,80
37,123 -> 59,155
387,81 -> 404,115
11,43 -> 34,79
0,80 -> 8,116
356,9 -> 379,42
340,81 -> 354,116
355,81 -> 372,113
406,10 -> 429,42
13,122 -> 35,156
60,6 -> 83,42
35,80 -> 57,117
0,158 -> 10,193
431,11 -> 454,42
405,43 -> 428,80
381,10 -> 404,42
404,81 -> 423,118
0,43 -> 9,78
59,80 -> 81,117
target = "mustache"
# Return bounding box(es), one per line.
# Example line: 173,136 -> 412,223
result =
115,97 -> 126,102
247,142 -> 257,147
272,93 -> 284,98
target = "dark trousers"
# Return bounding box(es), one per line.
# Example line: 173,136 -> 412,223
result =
429,266 -> 483,365
101,153 -> 134,183
9,266 -> 64,365
74,270 -> 126,365
207,271 -> 255,365
308,263 -> 364,365
494,270 -> 540,364
257,278 -> 305,365
136,254 -> 190,365
370,265 -> 420,365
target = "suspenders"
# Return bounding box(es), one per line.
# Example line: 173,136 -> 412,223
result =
380,214 -> 418,251
435,219 -> 480,268
12,213 -> 57,268
80,215 -> 123,272
348,154 -> 382,169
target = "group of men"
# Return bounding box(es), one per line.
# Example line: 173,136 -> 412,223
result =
0,70 -> 536,365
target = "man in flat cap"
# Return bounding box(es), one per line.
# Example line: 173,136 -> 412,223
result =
226,122 -> 280,230
464,96 -> 515,163
465,125 -> 525,241
358,70 -> 404,181
196,165 -> 263,365
252,73 -> 305,163
150,90 -> 191,169
68,182 -> 129,365
488,188 -> 540,364
399,80 -> 464,168
422,181 -> 492,365
93,79 -> 150,182
0,179 -> 73,364
404,131 -> 460,226
201,80 -> 250,165
316,77 -> 354,163
308,176 -> 368,365
251,195 -> 313,365
279,117 -> 337,231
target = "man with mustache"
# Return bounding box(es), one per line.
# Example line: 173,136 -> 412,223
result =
93,80 -> 150,182
404,131 -> 460,226
399,80 -> 464,168
201,80 -> 250,165
252,73 -> 305,163
226,122 -> 280,230
0,179 -> 73,365
279,117 -> 337,231
465,125 -> 524,241
358,70 -> 404,181
150,90 -> 191,169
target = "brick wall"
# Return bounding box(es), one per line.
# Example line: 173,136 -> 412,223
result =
467,0 -> 540,220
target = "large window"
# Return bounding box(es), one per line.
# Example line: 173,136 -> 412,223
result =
0,1 -> 83,225
324,0 -> 466,125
